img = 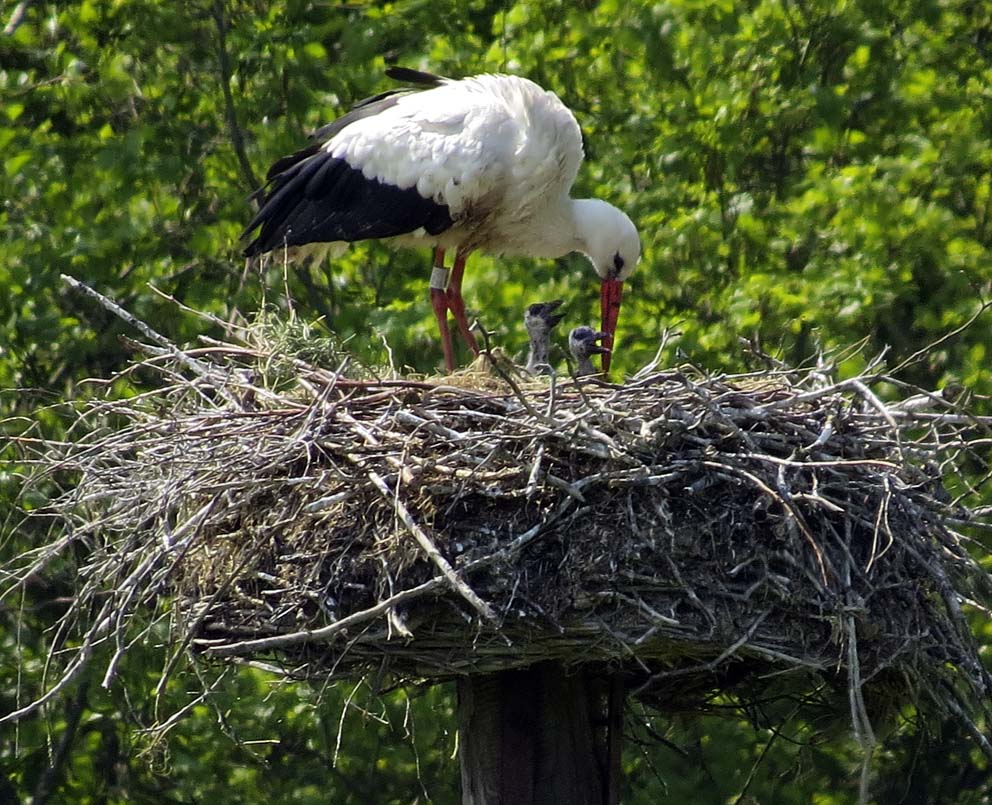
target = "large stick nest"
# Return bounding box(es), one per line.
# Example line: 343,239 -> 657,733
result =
7,286 -> 992,742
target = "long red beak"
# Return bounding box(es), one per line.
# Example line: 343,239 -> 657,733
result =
600,279 -> 624,373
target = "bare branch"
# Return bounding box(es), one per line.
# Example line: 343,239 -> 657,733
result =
211,0 -> 260,193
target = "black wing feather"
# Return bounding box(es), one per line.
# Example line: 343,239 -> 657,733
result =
243,67 -> 457,257
243,152 -> 453,257
383,66 -> 448,87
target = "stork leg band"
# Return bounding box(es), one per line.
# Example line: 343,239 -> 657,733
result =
430,266 -> 452,291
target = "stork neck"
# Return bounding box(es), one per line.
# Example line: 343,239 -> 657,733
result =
567,198 -> 613,259
526,332 -> 551,372
575,354 -> 596,376
531,198 -> 615,267
558,199 -> 592,256
505,198 -> 585,259
499,199 -> 609,264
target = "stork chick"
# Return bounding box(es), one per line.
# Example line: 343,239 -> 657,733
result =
569,325 -> 611,377
524,299 -> 566,374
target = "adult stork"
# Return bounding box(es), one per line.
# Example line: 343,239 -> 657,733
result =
243,67 -> 640,372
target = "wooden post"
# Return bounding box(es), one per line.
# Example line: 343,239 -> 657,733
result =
457,663 -> 622,805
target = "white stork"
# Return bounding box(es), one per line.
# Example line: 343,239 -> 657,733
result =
569,325 -> 611,377
243,67 -> 640,372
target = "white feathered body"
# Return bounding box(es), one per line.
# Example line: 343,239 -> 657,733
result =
325,74 -> 585,257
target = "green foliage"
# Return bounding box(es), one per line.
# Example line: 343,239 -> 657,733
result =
2,0 -> 991,802
1,644 -> 459,804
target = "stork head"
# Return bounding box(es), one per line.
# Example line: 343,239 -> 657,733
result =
573,200 -> 640,373
524,299 -> 566,338
568,325 -> 612,360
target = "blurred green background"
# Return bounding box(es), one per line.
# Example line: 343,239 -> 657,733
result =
1,0 -> 990,801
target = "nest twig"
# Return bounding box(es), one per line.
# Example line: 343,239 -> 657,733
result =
5,280 -> 992,766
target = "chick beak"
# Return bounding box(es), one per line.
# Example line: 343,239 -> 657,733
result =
586,332 -> 612,356
528,299 -> 565,328
600,279 -> 624,372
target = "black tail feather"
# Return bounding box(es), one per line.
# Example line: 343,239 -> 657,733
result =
385,66 -> 448,86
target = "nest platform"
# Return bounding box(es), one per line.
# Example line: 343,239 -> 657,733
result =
8,292 -> 992,741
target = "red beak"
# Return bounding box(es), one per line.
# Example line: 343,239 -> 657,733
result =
600,279 -> 624,373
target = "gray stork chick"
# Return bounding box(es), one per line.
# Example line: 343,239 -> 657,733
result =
568,325 -> 611,376
524,299 -> 566,374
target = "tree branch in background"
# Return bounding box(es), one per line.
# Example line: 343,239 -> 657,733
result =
889,298 -> 992,376
212,0 -> 260,193
32,681 -> 89,805
3,0 -> 32,35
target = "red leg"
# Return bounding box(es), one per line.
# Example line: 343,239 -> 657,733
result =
446,251 -> 480,356
430,248 -> 456,371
